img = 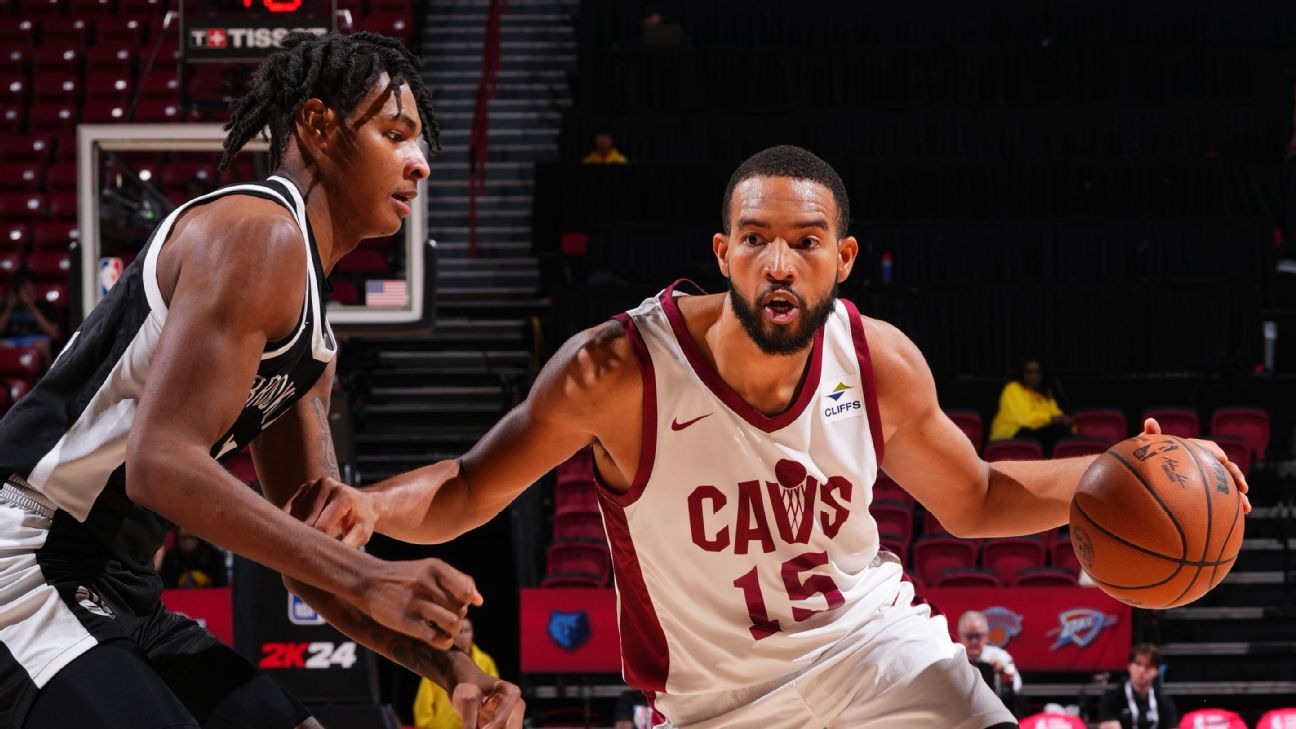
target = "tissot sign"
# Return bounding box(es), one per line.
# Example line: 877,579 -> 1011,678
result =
182,0 -> 335,61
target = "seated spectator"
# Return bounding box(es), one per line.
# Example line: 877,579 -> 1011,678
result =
159,526 -> 229,588
957,610 -> 1022,713
615,689 -> 654,729
583,132 -> 628,164
0,271 -> 61,369
1099,643 -> 1179,729
413,617 -> 498,729
990,358 -> 1072,452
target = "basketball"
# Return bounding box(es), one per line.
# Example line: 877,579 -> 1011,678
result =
1069,434 -> 1245,609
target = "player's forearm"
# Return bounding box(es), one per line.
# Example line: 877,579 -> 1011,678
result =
959,456 -> 1099,537
127,443 -> 373,599
282,574 -> 464,691
368,459 -> 480,544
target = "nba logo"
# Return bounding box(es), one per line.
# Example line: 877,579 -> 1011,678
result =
287,593 -> 324,625
98,257 -> 123,297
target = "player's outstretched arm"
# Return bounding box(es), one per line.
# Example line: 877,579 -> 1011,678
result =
126,199 -> 469,647
869,318 -> 1249,537
305,320 -> 642,545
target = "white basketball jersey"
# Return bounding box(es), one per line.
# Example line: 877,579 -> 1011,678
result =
597,282 -> 903,700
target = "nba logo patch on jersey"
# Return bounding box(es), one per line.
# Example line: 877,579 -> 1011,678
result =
822,377 -> 864,422
547,610 -> 591,652
287,593 -> 324,625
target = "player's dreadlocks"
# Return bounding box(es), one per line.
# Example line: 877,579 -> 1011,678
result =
220,31 -> 440,172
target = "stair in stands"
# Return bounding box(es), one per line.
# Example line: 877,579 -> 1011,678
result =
347,0 -> 577,483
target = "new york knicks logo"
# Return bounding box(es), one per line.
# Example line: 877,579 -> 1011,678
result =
983,606 -> 1024,648
823,380 -> 863,421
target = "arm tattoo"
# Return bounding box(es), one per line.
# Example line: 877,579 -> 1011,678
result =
310,395 -> 341,480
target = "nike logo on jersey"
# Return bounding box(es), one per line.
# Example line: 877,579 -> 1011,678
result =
671,413 -> 713,431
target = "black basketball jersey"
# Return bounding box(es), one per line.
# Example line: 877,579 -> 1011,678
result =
0,176 -> 337,571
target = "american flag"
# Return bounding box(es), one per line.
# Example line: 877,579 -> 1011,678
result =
365,279 -> 407,307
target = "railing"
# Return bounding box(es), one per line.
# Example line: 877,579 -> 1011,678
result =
467,0 -> 505,258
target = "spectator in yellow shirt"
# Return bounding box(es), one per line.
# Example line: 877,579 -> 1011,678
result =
583,132 -> 628,164
989,359 -> 1072,453
413,617 -> 499,729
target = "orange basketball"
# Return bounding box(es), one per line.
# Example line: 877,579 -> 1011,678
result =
1068,434 -> 1245,609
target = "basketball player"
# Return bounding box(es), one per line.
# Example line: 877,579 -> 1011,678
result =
303,145 -> 1250,728
0,33 -> 521,729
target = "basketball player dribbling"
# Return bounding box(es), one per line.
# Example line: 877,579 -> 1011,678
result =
0,33 -> 521,729
304,145 -> 1250,728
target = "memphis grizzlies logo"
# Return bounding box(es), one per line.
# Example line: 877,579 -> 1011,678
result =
548,610 -> 592,652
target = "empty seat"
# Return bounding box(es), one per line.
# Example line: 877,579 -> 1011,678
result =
870,499 -> 913,546
32,221 -> 77,250
1071,408 -> 1128,446
117,0 -> 168,16
133,99 -> 185,123
96,17 -> 145,47
84,47 -> 135,77
553,511 -> 605,542
26,251 -> 69,282
1051,436 -> 1108,459
31,72 -> 79,102
545,541 -> 610,585
539,573 -> 604,589
1177,708 -> 1247,729
1,223 -> 29,248
47,192 -> 77,222
0,73 -> 27,104
554,479 -> 599,516
67,0 -> 115,16
878,533 -> 909,562
355,15 -> 410,42
0,347 -> 42,376
1013,567 -> 1079,587
981,536 -> 1047,585
0,135 -> 56,165
0,252 -> 21,275
933,567 -> 1001,587
3,376 -> 33,403
22,0 -> 67,16
1208,434 -> 1252,477
1210,406 -> 1269,462
40,18 -> 90,46
912,535 -> 979,585
139,72 -> 181,101
0,103 -> 23,134
328,279 -> 360,306
0,19 -> 36,48
0,164 -> 42,192
1050,533 -> 1082,574
921,509 -> 951,536
45,163 -> 76,194
82,100 -> 129,123
31,46 -> 83,75
1143,407 -> 1200,439
945,409 -> 983,453
0,193 -> 45,223
872,472 -> 912,505
984,438 -> 1044,461
28,102 -> 77,131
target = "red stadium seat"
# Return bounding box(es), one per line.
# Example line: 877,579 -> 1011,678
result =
981,537 -> 1047,585
1071,408 -> 1128,446
139,72 -> 181,101
870,500 -> 913,546
1143,407 -> 1200,439
117,0 -> 168,16
369,0 -> 412,14
539,573 -> 603,589
545,541 -> 610,585
878,533 -> 909,561
21,0 -> 66,16
28,101 -> 78,132
0,193 -> 45,223
557,448 -> 595,481
0,135 -> 56,165
0,103 -> 22,134
872,472 -> 912,505
45,163 -> 76,194
355,15 -> 410,42
553,511 -> 605,542
31,71 -> 79,103
1013,567 -> 1079,587
0,251 -> 21,276
0,164 -> 42,192
1208,434 -> 1253,477
1178,708 -> 1247,729
0,346 -> 42,376
945,409 -> 983,453
984,438 -> 1044,461
67,0 -> 115,16
0,73 -> 27,104
554,479 -> 599,516
1210,406 -> 1269,462
96,18 -> 146,47
1050,532 -> 1082,574
38,283 -> 68,310
921,509 -> 951,536
913,535 -> 978,585
1051,436 -> 1108,459
1257,708 -> 1296,728
133,99 -> 185,123
85,46 -> 136,76
3,376 -> 33,403
0,19 -> 36,48
31,45 -> 83,75
32,222 -> 77,250
0,45 -> 32,74
26,251 -> 69,282
41,18 -> 90,47
82,100 -> 129,123
47,192 -> 77,222
934,567 -> 1001,588
1,223 -> 29,249
160,161 -> 215,195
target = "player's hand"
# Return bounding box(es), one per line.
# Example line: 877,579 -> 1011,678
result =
358,557 -> 484,648
285,476 -> 377,549
1141,418 -> 1251,514
449,654 -> 525,728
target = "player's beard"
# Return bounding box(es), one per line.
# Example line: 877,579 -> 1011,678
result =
728,281 -> 837,356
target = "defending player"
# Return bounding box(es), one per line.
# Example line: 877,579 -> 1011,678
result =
0,33 -> 520,729
303,146 -> 1249,727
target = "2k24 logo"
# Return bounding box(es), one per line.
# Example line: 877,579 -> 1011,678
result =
260,641 -> 358,670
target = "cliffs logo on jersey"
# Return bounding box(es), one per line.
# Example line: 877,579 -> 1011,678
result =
823,379 -> 864,421
246,373 -> 298,428
688,458 -> 853,554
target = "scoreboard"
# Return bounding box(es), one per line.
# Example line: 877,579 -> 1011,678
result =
181,0 -> 336,61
